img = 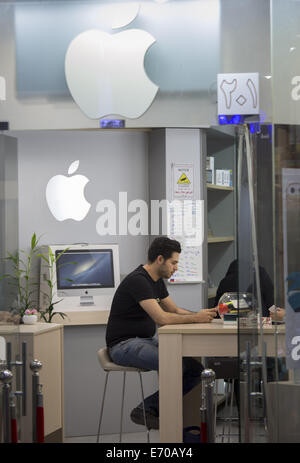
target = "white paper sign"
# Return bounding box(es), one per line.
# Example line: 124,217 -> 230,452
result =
172,164 -> 194,200
217,73 -> 259,115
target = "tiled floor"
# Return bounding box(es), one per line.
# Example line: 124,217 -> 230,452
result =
64,431 -> 159,444
64,423 -> 267,444
64,401 -> 268,444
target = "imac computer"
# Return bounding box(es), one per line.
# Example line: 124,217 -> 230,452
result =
39,244 -> 120,310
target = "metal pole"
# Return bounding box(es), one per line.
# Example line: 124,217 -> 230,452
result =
200,369 -> 207,443
21,342 -> 27,417
6,342 -> 11,372
201,368 -> 216,443
0,369 -> 13,443
244,341 -> 251,443
30,359 -> 42,443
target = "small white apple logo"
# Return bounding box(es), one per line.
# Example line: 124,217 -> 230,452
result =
46,160 -> 91,221
64,10 -> 159,119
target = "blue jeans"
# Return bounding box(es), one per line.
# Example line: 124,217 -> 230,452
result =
109,336 -> 203,414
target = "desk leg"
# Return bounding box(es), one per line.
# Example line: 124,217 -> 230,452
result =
159,333 -> 182,443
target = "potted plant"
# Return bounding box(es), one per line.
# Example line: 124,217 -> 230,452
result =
38,246 -> 71,323
0,233 -> 41,319
22,309 -> 38,325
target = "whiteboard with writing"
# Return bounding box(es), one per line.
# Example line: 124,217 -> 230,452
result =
168,244 -> 203,284
167,196 -> 204,284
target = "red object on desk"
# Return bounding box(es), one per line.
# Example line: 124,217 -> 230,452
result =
218,303 -> 229,315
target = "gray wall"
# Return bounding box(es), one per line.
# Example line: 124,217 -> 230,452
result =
165,129 -> 205,309
0,135 -> 18,311
14,129 -> 150,273
12,129 -> 159,436
149,129 -> 205,310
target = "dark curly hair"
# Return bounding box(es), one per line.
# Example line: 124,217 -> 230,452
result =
148,237 -> 181,263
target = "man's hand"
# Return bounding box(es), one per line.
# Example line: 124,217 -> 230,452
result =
194,308 -> 218,323
140,300 -> 218,326
270,307 -> 285,322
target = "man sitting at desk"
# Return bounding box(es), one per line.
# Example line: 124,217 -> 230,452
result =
106,236 -> 217,430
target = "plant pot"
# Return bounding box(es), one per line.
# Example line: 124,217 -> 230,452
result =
22,314 -> 38,325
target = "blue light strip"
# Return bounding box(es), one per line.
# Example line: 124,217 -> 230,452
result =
218,115 -> 245,125
218,115 -> 273,142
100,119 -> 125,128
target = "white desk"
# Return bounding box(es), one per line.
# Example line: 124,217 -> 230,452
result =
158,319 -> 285,443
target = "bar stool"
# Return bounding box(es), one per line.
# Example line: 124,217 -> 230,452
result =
96,347 -> 150,443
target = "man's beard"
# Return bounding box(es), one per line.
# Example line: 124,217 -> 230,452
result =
158,265 -> 172,279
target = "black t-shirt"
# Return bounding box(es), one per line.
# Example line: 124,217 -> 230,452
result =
106,265 -> 169,348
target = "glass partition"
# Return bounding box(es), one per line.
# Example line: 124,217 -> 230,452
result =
0,134 -> 21,443
235,126 -> 278,443
268,0 -> 300,443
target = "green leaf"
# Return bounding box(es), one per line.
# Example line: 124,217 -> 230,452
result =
37,254 -> 49,264
52,299 -> 63,306
49,247 -> 54,260
52,311 -> 67,320
56,248 -> 70,262
31,233 -> 37,250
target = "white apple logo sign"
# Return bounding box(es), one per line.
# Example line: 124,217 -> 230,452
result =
46,160 -> 91,221
64,6 -> 159,119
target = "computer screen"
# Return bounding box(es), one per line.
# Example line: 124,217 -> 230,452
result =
39,244 -> 120,309
56,249 -> 114,290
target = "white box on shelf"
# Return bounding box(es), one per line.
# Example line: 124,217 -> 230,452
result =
224,170 -> 232,187
206,169 -> 214,184
216,169 -> 232,186
206,156 -> 214,170
216,169 -> 223,186
206,157 -> 214,183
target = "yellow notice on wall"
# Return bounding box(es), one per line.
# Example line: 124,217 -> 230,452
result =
172,164 -> 194,200
177,173 -> 191,184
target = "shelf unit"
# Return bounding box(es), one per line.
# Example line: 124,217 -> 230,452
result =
208,236 -> 234,243
206,128 -> 236,307
207,184 -> 233,192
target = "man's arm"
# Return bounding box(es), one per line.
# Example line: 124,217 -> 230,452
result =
160,295 -> 198,315
140,298 -> 217,326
